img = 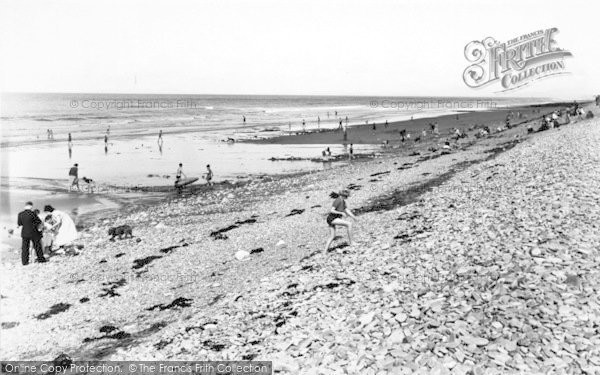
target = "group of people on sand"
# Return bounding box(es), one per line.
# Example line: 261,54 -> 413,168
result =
16,202 -> 78,265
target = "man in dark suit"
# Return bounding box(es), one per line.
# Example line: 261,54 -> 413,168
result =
17,201 -> 46,265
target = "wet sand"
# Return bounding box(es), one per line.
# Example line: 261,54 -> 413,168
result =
249,103 -> 577,145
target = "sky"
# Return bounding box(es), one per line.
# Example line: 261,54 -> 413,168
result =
0,0 -> 598,99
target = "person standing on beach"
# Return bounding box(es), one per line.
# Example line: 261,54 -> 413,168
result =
243,115 -> 246,124
205,164 -> 213,186
338,120 -> 343,130
68,164 -> 80,192
176,163 -> 186,184
345,116 -> 348,126
17,202 -> 46,265
385,120 -> 389,128
349,144 -> 354,160
68,133 -> 72,146
317,116 -> 320,130
158,130 -> 163,142
104,134 -> 108,146
302,119 -> 306,132
325,190 -> 357,251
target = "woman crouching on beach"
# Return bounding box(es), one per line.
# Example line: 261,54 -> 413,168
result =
325,189 -> 357,251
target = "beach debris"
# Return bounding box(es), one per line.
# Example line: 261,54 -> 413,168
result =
235,250 -> 250,261
250,247 -> 264,254
286,209 -> 305,217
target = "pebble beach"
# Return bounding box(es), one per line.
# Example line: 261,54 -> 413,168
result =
1,106 -> 599,373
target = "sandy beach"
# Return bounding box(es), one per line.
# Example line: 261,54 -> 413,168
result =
1,100 -> 598,373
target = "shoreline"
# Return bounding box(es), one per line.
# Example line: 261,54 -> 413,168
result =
246,101 -> 583,145
0,101 -> 579,262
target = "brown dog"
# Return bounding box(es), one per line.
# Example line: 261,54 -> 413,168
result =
108,225 -> 133,240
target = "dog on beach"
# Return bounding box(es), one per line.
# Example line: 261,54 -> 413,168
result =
108,225 -> 133,240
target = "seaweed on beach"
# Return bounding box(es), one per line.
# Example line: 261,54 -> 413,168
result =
286,209 -> 305,217
132,255 -> 163,270
146,297 -> 193,311
250,247 -> 264,254
370,171 -> 391,177
83,325 -> 131,343
1,322 -> 19,329
35,303 -> 71,320
357,142 -> 520,214
99,278 -> 127,298
209,216 -> 258,239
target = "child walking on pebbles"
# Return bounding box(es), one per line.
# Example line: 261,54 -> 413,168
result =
325,189 -> 357,251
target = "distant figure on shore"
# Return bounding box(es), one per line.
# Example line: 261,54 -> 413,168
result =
17,201 -> 47,265
399,129 -> 406,142
372,122 -> 376,130
44,205 -> 78,249
302,119 -> 306,132
205,164 -> 213,186
176,163 -> 186,185
343,127 -> 348,141
104,134 -> 108,146
338,120 -> 343,130
68,133 -> 73,145
47,129 -> 51,140
288,122 -> 291,132
158,129 -> 163,143
349,144 -> 354,160
335,111 -> 338,117
317,116 -> 321,130
385,120 -> 389,128
243,115 -> 246,124
68,163 -> 80,192
324,190 -> 357,252
345,116 -> 348,125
